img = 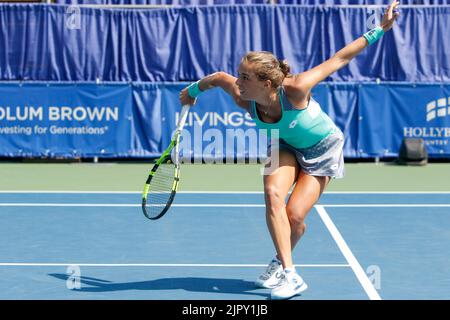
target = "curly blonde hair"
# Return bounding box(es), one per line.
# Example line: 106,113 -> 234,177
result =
241,51 -> 292,88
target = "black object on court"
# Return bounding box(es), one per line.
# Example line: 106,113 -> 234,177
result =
397,138 -> 428,166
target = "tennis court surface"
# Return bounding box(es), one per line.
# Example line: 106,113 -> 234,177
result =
0,163 -> 449,300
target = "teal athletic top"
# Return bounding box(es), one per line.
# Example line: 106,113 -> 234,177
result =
249,86 -> 337,149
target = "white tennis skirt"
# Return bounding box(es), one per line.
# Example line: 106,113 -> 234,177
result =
268,128 -> 345,179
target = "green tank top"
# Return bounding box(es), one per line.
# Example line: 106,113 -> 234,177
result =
249,87 -> 337,149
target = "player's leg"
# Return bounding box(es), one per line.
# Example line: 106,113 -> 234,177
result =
270,172 -> 330,300
286,171 -> 330,250
255,149 -> 299,289
263,149 -> 299,269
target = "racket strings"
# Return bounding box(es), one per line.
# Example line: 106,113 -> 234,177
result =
145,163 -> 177,218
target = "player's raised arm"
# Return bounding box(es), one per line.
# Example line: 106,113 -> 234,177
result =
179,71 -> 250,110
291,0 -> 400,98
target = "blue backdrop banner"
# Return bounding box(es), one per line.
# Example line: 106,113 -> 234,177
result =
1,4 -> 449,83
1,82 -> 450,159
358,84 -> 450,158
55,1 -> 450,6
130,82 -> 360,160
0,83 -> 133,158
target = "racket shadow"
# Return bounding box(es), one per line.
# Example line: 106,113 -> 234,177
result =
49,273 -> 270,299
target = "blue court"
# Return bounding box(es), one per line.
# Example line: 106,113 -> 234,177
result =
0,192 -> 449,300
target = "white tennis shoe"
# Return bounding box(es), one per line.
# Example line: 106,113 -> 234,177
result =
270,269 -> 308,300
255,258 -> 283,289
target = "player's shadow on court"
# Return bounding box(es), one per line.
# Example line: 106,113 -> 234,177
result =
49,274 -> 270,299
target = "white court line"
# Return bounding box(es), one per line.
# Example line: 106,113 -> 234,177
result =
321,204 -> 450,208
1,203 -> 450,208
315,205 -> 381,300
0,203 -> 140,207
0,203 -> 265,207
0,191 -> 142,194
0,263 -> 350,268
0,191 -> 450,194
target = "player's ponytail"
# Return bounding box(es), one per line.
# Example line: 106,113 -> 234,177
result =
278,59 -> 291,78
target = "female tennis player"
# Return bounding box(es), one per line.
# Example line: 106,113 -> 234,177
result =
180,1 -> 399,299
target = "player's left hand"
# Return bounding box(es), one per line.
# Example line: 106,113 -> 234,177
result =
380,0 -> 400,32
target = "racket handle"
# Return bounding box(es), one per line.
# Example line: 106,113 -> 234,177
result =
177,104 -> 191,130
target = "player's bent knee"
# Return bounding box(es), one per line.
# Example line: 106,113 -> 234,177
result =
264,184 -> 283,202
289,215 -> 307,234
288,215 -> 305,228
286,206 -> 306,226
